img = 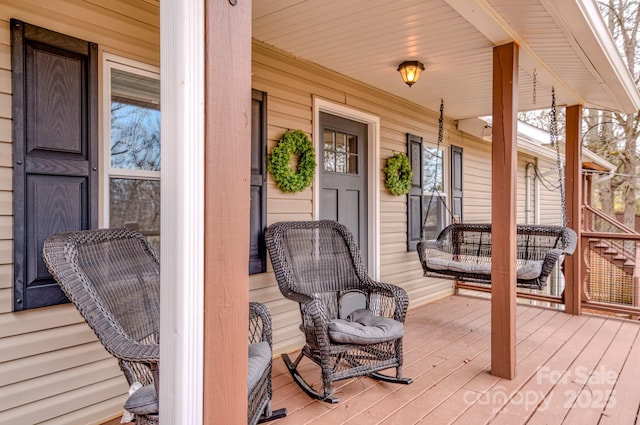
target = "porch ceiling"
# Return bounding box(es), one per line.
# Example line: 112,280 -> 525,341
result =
252,0 -> 640,120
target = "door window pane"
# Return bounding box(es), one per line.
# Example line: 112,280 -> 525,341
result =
324,129 -> 358,175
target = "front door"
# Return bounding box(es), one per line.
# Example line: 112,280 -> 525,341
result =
319,112 -> 368,260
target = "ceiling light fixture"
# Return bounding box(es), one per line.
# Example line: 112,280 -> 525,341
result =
397,60 -> 425,87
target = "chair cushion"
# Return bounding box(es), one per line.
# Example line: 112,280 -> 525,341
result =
426,257 -> 543,280
124,384 -> 158,415
516,261 -> 543,280
248,341 -> 271,393
328,308 -> 404,344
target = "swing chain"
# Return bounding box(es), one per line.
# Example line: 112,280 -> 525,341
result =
422,99 -> 447,242
549,87 -> 567,228
532,69 -> 537,105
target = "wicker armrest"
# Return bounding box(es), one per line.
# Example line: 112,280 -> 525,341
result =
106,339 -> 159,364
249,301 -> 272,345
562,228 -> 578,255
539,248 -> 563,278
362,279 -> 410,322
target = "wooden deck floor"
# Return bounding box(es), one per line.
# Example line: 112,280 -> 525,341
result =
268,295 -> 640,425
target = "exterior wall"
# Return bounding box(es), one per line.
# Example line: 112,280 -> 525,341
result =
517,153 -> 537,224
457,135 -> 492,223
0,1 -> 159,424
537,157 -> 564,225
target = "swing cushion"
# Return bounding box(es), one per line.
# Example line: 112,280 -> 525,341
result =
425,257 -> 543,280
328,309 -> 404,344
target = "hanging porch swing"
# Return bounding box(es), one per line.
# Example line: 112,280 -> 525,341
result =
416,92 -> 577,289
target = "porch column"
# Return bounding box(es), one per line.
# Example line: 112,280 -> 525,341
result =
204,0 -> 252,424
491,42 -> 518,379
564,105 -> 583,315
160,1 -> 205,423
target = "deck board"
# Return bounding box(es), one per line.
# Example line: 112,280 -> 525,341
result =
269,295 -> 640,425
100,295 -> 640,425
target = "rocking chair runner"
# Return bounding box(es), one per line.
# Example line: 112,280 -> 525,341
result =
265,220 -> 412,403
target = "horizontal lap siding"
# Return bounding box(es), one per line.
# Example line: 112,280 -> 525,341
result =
537,157 -> 564,225
517,153 -> 536,224
459,137 -> 492,223
0,1 -> 158,423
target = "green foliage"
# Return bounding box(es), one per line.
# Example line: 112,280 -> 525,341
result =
268,130 -> 317,193
384,152 -> 413,196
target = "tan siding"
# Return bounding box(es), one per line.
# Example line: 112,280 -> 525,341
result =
459,136 -> 492,222
0,304 -> 83,338
0,118 -> 9,142
0,191 -> 11,215
39,397 -> 127,425
0,1 -> 158,423
0,142 -> 11,167
0,44 -> 8,70
0,288 -> 10,313
0,1 -> 159,64
0,239 -> 11,264
0,265 -> 11,289
0,70 -> 10,94
0,93 -> 10,118
0,341 -> 111,386
0,358 -> 123,413
0,323 -> 99,363
537,157 -> 563,225
517,153 -> 537,224
0,377 -> 127,424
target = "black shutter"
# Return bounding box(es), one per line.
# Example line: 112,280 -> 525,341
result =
406,133 -> 424,251
451,145 -> 463,223
249,90 -> 267,274
11,20 -> 98,310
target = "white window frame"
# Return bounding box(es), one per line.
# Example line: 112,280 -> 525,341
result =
423,144 -> 450,240
101,53 -> 161,227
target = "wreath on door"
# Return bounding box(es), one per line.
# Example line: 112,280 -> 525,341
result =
384,152 -> 413,196
268,129 -> 317,193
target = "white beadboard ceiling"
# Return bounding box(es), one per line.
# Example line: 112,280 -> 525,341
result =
252,0 -> 640,120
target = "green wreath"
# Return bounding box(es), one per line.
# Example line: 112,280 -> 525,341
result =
268,130 -> 317,193
384,152 -> 413,196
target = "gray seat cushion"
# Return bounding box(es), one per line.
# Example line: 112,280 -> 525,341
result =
124,384 -> 158,415
328,308 -> 404,344
248,341 -> 271,392
425,257 -> 543,280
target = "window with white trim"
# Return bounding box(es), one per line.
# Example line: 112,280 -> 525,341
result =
423,145 -> 448,240
104,56 -> 161,251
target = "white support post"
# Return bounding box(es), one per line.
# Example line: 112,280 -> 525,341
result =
160,1 -> 205,423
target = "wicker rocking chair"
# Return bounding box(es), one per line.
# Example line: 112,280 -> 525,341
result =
43,228 -> 285,424
265,220 -> 412,403
43,228 -> 160,425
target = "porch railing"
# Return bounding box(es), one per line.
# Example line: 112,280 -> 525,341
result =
581,205 -> 640,318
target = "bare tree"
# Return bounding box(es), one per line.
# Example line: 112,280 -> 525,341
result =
592,0 -> 640,226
